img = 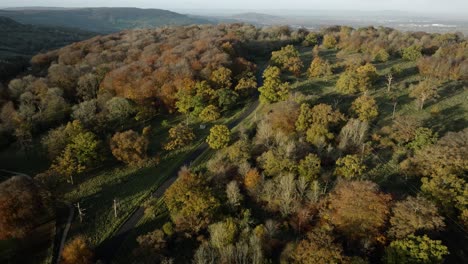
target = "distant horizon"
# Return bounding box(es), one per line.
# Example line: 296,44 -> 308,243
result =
1,5 -> 467,20
0,0 -> 467,16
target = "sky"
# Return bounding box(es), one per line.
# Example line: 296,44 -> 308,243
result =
1,0 -> 468,15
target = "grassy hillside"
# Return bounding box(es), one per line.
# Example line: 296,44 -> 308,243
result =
0,8 -> 212,33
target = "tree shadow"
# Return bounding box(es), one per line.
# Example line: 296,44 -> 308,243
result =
424,104 -> 468,134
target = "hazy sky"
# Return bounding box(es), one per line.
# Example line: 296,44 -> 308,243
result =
1,0 -> 468,14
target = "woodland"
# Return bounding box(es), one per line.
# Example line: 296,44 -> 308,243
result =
0,23 -> 467,264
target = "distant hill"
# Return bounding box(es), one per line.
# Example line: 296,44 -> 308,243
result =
0,7 -> 212,33
0,16 -> 96,80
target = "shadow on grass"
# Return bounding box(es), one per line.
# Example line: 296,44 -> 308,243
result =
425,104 -> 468,134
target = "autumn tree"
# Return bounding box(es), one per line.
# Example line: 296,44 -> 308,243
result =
336,63 -> 377,94
61,236 -> 94,264
271,45 -> 303,76
321,180 -> 391,243
206,125 -> 230,149
258,66 -> 290,104
134,229 -> 167,263
210,66 -> 232,89
296,103 -> 344,147
164,168 -> 220,232
289,228 -> 348,263
296,103 -> 344,131
409,79 -> 439,110
307,56 -> 333,79
0,176 -> 52,240
335,155 -> 367,179
164,123 -> 196,150
235,71 -> 257,92
110,129 -> 149,165
264,100 -> 300,134
388,196 -> 445,239
208,218 -> 238,248
336,69 -> 360,94
199,104 -> 221,122
322,34 -> 337,49
351,94 -> 379,121
77,73 -> 100,101
244,168 -> 262,191
383,235 -> 448,264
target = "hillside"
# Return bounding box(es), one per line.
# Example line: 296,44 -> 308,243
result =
0,16 -> 96,80
0,24 -> 466,264
0,8 -> 212,33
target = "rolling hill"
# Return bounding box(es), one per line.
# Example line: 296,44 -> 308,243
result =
0,16 -> 96,80
0,7 -> 212,33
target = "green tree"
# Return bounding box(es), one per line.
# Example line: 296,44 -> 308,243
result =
409,80 -> 439,110
217,88 -> 238,110
67,131 -> 101,167
298,153 -> 321,182
164,123 -> 196,151
336,69 -> 360,94
199,105 -> 221,122
351,94 -> 379,121
303,32 -> 320,47
402,45 -> 422,61
105,97 -> 136,126
164,168 -> 220,232
41,120 -> 85,160
407,127 -> 438,150
175,89 -> 204,117
373,48 -> 390,62
258,66 -> 290,104
206,125 -> 230,149
384,235 -> 448,264
306,124 -> 334,148
50,147 -> 85,185
335,155 -> 367,179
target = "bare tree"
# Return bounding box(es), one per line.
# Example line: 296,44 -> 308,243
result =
386,73 -> 394,92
